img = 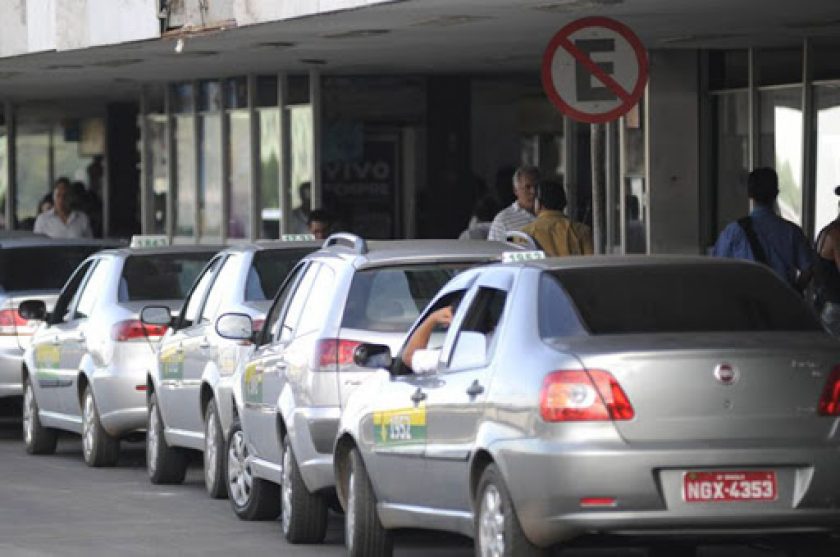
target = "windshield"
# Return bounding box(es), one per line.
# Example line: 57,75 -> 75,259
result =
119,252 -> 216,302
245,248 -> 313,301
543,264 -> 822,335
0,246 -> 105,293
342,264 -> 467,332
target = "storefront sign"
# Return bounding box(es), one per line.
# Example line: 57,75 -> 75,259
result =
541,17 -> 648,124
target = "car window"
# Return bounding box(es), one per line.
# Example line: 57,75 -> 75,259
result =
294,265 -> 336,336
342,264 -> 464,333
50,261 -> 94,325
537,273 -> 587,339
549,264 -> 823,335
0,246 -> 105,293
74,259 -> 111,320
179,257 -> 224,329
277,263 -> 320,343
245,248 -> 313,301
119,252 -> 215,303
262,264 -> 306,346
446,287 -> 507,370
201,254 -> 242,323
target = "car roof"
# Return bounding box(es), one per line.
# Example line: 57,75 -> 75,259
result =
221,240 -> 322,255
315,239 -> 522,269
499,254 -> 762,271
96,245 -> 225,258
0,235 -> 123,249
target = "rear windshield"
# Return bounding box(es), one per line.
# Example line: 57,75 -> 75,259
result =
119,253 -> 215,302
342,264 -> 465,332
0,246 -> 104,292
542,264 -> 822,336
245,248 -> 313,301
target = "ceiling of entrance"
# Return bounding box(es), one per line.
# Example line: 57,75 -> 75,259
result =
0,0 -> 838,101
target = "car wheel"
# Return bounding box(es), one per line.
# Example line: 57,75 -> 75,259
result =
784,534 -> 840,557
81,385 -> 119,467
281,434 -> 328,544
147,392 -> 187,484
204,399 -> 227,499
226,418 -> 281,520
22,377 -> 57,455
475,464 -> 546,557
345,448 -> 392,557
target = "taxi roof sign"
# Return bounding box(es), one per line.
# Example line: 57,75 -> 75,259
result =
130,235 -> 169,249
502,250 -> 546,263
281,234 -> 316,242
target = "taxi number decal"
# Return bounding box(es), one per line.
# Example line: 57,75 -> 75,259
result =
160,346 -> 185,380
373,406 -> 426,446
244,363 -> 263,403
35,344 -> 60,370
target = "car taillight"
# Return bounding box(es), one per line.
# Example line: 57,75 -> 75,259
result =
316,338 -> 362,371
111,320 -> 168,342
540,369 -> 634,422
0,308 -> 31,336
818,365 -> 840,416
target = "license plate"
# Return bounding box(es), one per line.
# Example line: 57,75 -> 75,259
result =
683,471 -> 777,503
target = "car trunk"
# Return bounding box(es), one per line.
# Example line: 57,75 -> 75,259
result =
561,332 -> 840,444
335,328 -> 406,408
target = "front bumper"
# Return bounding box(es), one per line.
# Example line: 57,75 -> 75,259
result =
493,438 -> 840,547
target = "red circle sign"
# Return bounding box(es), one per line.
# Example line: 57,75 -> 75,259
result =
541,17 -> 648,124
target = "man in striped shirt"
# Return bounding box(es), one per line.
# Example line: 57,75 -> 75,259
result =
487,166 -> 539,241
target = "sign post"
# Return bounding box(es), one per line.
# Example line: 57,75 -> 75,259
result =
541,17 -> 648,124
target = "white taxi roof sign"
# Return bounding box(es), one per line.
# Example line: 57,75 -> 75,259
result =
281,234 -> 316,242
130,235 -> 170,249
502,250 -> 546,263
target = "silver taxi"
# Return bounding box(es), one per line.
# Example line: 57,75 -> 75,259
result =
336,256 -> 840,556
142,240 -> 317,497
19,246 -> 218,466
1,235 -> 118,402
221,234 -> 519,544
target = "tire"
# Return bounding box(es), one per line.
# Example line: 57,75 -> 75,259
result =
22,377 -> 57,455
147,392 -> 187,484
204,399 -> 227,499
475,464 -> 547,557
785,534 -> 840,557
82,385 -> 120,467
226,418 -> 281,520
281,434 -> 328,544
345,448 -> 392,557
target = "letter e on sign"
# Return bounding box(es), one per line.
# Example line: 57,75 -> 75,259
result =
541,17 -> 648,124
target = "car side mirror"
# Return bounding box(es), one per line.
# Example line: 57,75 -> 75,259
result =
18,300 -> 47,322
216,313 -> 253,341
448,331 -> 487,370
353,343 -> 392,370
140,305 -> 172,327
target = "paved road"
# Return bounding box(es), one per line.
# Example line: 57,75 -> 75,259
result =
0,412 -> 821,557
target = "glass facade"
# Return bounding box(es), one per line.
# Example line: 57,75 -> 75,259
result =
15,127 -> 50,229
198,113 -> 223,239
815,84 -> 840,233
712,92 -> 750,234
258,108 -> 281,239
174,114 -> 196,237
227,110 -> 251,239
758,87 -> 803,224
0,126 -> 7,230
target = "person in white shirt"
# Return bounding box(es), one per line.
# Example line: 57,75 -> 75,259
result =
401,306 -> 453,374
33,178 -> 93,239
487,166 -> 540,241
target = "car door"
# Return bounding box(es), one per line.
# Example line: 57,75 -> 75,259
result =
421,275 -> 512,513
159,256 -> 224,433
242,262 -> 316,464
30,260 -> 95,416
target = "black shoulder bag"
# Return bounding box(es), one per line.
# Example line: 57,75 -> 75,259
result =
737,217 -> 769,266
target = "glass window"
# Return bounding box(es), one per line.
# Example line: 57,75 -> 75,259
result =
295,266 -> 336,335
147,114 -> 169,235
199,114 -> 222,239
277,263 -> 320,342
225,77 -> 248,109
259,108 -> 281,239
262,264 -> 305,345
228,110 -> 251,239
198,80 -> 222,112
449,287 -> 507,367
174,115 -> 196,237
288,75 -> 310,105
814,41 -> 840,82
121,252 -> 216,305
201,254 -> 241,322
75,260 -> 110,319
756,48 -> 802,87
0,246 -> 104,293
15,126 -> 50,230
708,49 -> 748,90
815,84 -> 840,234
53,121 -> 94,184
759,87 -> 803,224
177,256 -> 223,328
256,76 -> 278,107
172,83 -> 195,114
245,248 -> 313,301
538,273 -> 587,339
713,92 -> 750,236
289,104 -> 313,235
622,102 -> 647,254
51,261 -> 94,325
0,126 -> 6,230
551,264 -> 821,334
342,265 -> 464,333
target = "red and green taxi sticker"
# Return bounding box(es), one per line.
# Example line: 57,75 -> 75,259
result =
244,362 -> 263,404
160,346 -> 184,380
373,406 -> 426,446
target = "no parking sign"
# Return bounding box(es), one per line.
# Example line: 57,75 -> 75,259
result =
541,17 -> 648,124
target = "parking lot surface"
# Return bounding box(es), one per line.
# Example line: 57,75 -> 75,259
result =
0,411 -> 816,557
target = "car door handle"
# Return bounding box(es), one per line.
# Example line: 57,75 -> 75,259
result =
51,335 -> 61,346
199,337 -> 211,349
411,387 -> 427,404
175,342 -> 184,354
466,380 -> 484,397
268,362 -> 287,374
75,331 -> 86,343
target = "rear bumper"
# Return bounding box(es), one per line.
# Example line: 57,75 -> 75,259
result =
0,343 -> 23,398
492,438 -> 840,547
92,366 -> 149,437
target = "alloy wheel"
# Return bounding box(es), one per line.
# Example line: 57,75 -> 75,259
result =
346,469 -> 356,554
281,445 -> 293,534
205,412 -> 217,487
227,430 -> 252,508
147,404 -> 159,475
23,385 -> 34,446
478,484 -> 505,557
82,392 -> 95,460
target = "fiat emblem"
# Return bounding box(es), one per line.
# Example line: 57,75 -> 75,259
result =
714,363 -> 738,385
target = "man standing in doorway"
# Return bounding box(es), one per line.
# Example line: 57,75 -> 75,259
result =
34,178 -> 93,239
487,166 -> 539,242
521,179 -> 593,256
712,167 -> 814,291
